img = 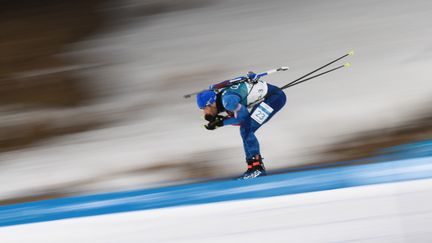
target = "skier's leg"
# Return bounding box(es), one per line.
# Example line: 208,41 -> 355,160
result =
238,84 -> 287,179
239,121 -> 266,179
240,119 -> 260,159
240,84 -> 286,158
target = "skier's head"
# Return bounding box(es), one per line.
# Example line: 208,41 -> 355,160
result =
196,90 -> 217,109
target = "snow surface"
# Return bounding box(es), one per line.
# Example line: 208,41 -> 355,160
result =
1,0 -> 432,199
2,178 -> 432,242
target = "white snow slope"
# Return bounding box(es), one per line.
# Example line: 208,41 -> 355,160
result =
2,178 -> 432,243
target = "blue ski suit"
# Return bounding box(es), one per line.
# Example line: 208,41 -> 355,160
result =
220,83 -> 286,159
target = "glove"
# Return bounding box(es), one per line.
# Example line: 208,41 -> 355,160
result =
204,115 -> 225,130
204,114 -> 226,122
204,114 -> 216,122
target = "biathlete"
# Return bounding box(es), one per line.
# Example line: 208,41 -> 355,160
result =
196,72 -> 286,179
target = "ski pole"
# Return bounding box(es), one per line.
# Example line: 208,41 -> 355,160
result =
247,60 -> 352,108
282,63 -> 350,90
183,66 -> 289,99
283,50 -> 354,89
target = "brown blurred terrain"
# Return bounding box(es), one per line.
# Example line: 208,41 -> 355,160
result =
0,0 -> 103,106
0,0 -> 105,151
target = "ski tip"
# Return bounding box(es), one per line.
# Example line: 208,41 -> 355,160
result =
348,50 -> 355,56
278,66 -> 289,71
344,63 -> 351,68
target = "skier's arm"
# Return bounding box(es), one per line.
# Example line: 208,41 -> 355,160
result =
222,94 -> 249,126
223,105 -> 248,125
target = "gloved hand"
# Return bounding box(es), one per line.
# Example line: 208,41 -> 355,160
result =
204,115 -> 225,130
204,114 -> 216,122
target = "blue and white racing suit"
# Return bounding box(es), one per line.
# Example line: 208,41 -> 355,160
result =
220,81 -> 286,159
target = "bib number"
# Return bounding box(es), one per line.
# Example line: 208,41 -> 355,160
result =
251,102 -> 274,124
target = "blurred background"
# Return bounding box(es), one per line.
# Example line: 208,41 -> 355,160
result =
1,0 -> 432,205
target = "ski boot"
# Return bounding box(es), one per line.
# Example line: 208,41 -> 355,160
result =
238,155 -> 267,180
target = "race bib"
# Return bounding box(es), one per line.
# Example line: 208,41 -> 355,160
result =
251,102 -> 274,124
